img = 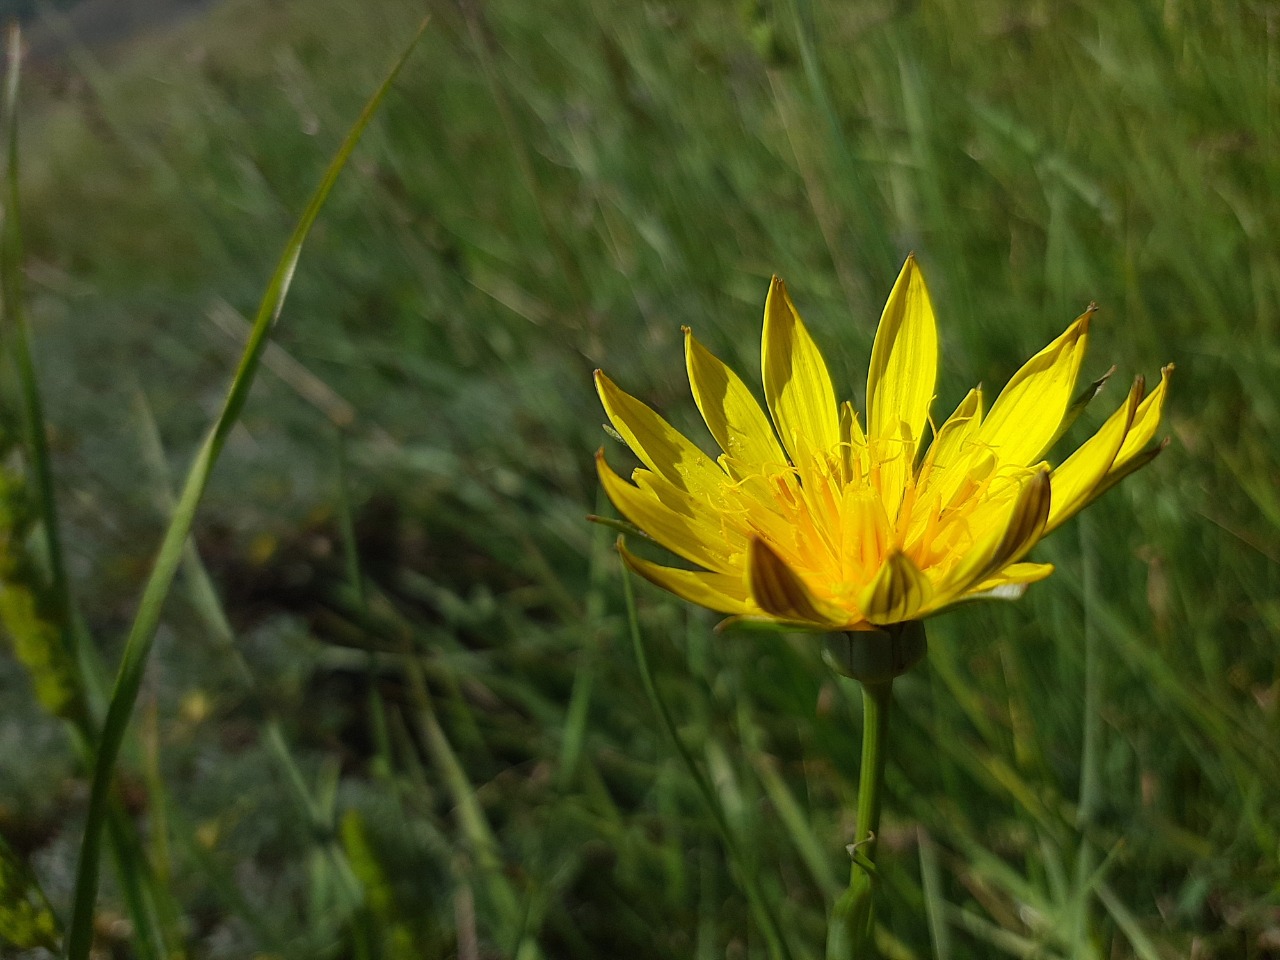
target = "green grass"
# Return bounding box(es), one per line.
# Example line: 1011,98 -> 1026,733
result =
1,0 -> 1278,957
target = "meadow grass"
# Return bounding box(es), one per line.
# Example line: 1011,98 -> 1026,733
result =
0,0 -> 1277,957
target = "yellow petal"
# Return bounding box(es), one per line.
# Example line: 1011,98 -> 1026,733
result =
932,468 -> 1051,605
926,562 -> 1055,612
838,485 -> 892,585
924,386 -> 983,475
1076,364 -> 1173,506
596,452 -> 737,574
859,550 -> 934,625
979,307 -> 1093,467
746,538 -> 844,627
911,387 -> 985,530
988,468 -> 1052,565
971,562 -> 1055,594
839,400 -> 868,486
684,327 -> 785,468
617,539 -> 753,616
761,277 -> 840,465
1091,438 -> 1168,502
874,420 -> 915,522
866,255 -> 938,448
596,370 -> 724,500
1113,364 -> 1173,469
1044,377 -> 1142,534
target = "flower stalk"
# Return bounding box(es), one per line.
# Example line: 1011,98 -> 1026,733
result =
831,676 -> 892,958
823,625 -> 918,958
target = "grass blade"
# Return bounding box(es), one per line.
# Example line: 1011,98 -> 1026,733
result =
63,20 -> 429,959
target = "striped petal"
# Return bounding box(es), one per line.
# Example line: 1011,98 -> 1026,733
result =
979,307 -> 1092,467
596,370 -> 724,501
1113,364 -> 1173,469
1044,377 -> 1142,534
860,550 -> 934,625
617,539 -> 753,616
866,256 -> 938,448
1082,364 -> 1173,503
761,277 -> 840,466
932,468 -> 1052,605
684,327 -> 785,468
746,538 -> 844,627
596,452 -> 737,574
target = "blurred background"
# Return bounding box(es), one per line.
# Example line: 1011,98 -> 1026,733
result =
1,0 -> 1278,957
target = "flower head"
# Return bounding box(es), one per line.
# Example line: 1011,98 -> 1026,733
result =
596,257 -> 1171,631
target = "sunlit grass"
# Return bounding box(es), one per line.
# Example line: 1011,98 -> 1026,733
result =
1,0 -> 1277,957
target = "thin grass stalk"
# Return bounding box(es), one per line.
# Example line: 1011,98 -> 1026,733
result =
398,642 -> 537,957
334,429 -> 395,782
1,25 -> 81,706
619,565 -> 793,960
3,26 -> 181,958
558,490 -> 612,788
1072,514 -> 1101,949
455,0 -> 591,338
63,22 -> 429,958
788,0 -> 895,282
917,827 -> 951,960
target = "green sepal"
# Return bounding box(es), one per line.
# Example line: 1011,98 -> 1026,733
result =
1090,437 -> 1169,501
1050,365 -> 1115,448
586,514 -> 652,541
823,621 -> 927,683
714,614 -> 822,635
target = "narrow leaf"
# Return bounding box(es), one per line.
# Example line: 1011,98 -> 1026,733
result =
64,21 -> 430,960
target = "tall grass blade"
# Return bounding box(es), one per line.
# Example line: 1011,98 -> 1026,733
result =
917,828 -> 951,960
63,20 -> 429,959
1071,515 -> 1102,952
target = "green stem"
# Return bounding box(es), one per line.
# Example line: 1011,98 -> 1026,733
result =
827,678 -> 893,960
854,680 -> 892,871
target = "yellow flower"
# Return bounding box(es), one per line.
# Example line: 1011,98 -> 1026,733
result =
595,257 -> 1172,631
